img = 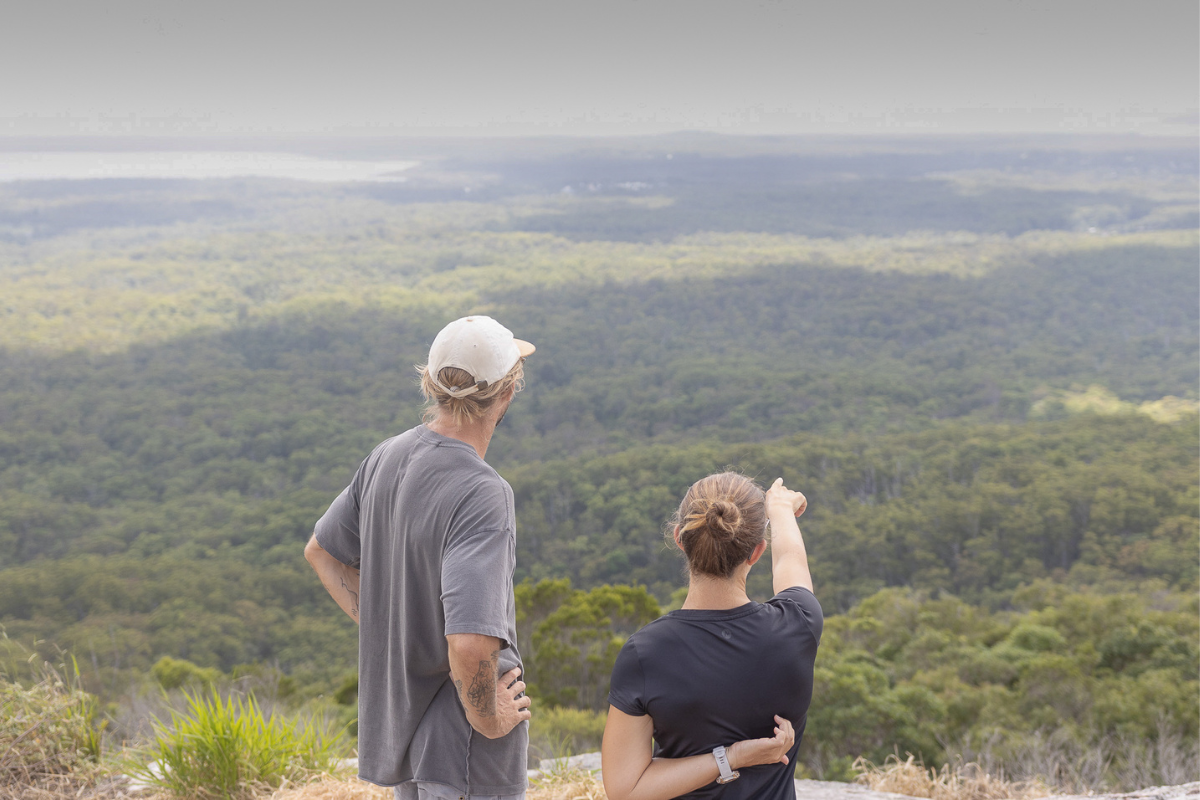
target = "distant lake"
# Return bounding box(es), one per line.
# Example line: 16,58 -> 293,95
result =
0,151 -> 419,183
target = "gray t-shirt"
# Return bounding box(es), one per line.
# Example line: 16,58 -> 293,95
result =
314,425 -> 527,794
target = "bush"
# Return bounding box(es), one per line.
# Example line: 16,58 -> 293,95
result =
0,663 -> 106,793
529,706 -> 607,763
151,656 -> 222,690
121,686 -> 348,800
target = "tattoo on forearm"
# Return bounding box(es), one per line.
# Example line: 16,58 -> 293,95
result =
458,649 -> 499,718
339,574 -> 359,617
467,660 -> 495,716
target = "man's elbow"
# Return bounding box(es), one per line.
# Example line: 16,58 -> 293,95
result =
446,633 -> 501,665
304,534 -> 323,566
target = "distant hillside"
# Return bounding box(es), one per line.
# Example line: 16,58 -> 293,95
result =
0,139 -> 1195,785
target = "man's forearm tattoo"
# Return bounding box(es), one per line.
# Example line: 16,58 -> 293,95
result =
467,660 -> 495,716
339,572 -> 359,617
456,649 -> 499,718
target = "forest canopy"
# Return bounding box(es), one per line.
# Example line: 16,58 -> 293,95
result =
0,135 -> 1196,783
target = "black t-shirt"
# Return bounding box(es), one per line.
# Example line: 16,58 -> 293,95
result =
608,587 -> 823,800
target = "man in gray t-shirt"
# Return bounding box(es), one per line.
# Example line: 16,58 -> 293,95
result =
305,316 -> 536,799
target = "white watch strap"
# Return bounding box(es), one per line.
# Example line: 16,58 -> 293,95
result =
713,745 -> 734,780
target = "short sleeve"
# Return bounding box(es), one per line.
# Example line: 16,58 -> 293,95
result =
768,586 -> 824,643
441,526 -> 515,645
607,638 -> 647,716
314,481 -> 363,568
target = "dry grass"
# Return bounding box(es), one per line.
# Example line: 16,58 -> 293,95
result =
259,767 -> 608,800
527,765 -> 606,800
939,723 -> 1200,793
267,774 -> 393,800
854,753 -> 1052,800
0,662 -> 117,800
0,774 -> 134,800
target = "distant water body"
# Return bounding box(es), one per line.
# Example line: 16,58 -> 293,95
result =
0,151 -> 418,183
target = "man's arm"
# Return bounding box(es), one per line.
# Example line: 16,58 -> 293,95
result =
304,534 -> 361,625
446,633 -> 531,739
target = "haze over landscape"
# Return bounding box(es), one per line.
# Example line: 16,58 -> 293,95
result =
3,0 -> 1197,137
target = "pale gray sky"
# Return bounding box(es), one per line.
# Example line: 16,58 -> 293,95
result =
2,0 -> 1196,137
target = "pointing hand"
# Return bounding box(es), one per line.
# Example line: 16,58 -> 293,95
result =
765,478 -> 807,518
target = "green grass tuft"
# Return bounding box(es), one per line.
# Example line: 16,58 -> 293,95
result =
120,686 -> 349,800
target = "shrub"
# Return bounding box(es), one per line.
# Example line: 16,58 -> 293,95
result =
151,655 -> 222,690
529,706 -> 607,763
333,673 -> 358,706
0,662 -> 106,793
121,686 -> 348,800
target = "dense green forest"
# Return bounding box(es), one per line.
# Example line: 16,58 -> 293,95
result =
0,135 -> 1196,786
512,579 -> 1198,784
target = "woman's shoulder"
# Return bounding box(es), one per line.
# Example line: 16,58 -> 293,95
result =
766,585 -> 820,607
763,586 -> 824,640
624,613 -> 675,644
618,612 -> 699,656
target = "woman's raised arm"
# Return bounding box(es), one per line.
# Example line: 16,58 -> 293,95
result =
764,477 -> 813,594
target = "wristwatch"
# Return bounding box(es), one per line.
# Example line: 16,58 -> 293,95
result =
713,745 -> 740,784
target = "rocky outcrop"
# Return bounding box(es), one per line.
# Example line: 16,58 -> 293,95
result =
792,782 -> 1200,800
1049,783 -> 1200,800
536,754 -> 1200,800
793,778 -> 928,800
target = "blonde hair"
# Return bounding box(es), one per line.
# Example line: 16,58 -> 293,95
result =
667,472 -> 767,578
417,359 -> 525,427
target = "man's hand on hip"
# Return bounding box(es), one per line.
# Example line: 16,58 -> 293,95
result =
447,633 -> 532,739
492,666 -> 532,737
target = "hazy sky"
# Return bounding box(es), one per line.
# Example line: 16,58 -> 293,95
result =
3,0 -> 1197,137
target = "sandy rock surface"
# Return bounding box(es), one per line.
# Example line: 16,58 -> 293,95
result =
793,778 -> 927,800
1048,783 -> 1200,800
790,779 -> 1200,800
535,752 -> 603,775
535,753 -> 929,799
116,751 -> 1200,800
537,754 -> 1199,800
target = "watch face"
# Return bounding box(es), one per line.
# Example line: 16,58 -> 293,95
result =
717,770 -> 741,784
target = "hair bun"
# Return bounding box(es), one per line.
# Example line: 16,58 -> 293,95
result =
705,499 -> 741,540
668,472 -> 767,579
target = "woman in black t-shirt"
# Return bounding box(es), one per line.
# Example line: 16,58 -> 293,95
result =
602,473 -> 821,800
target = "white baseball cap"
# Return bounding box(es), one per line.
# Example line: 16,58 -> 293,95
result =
427,316 -> 536,398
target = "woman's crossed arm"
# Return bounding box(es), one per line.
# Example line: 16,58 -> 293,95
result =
601,706 -> 794,800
